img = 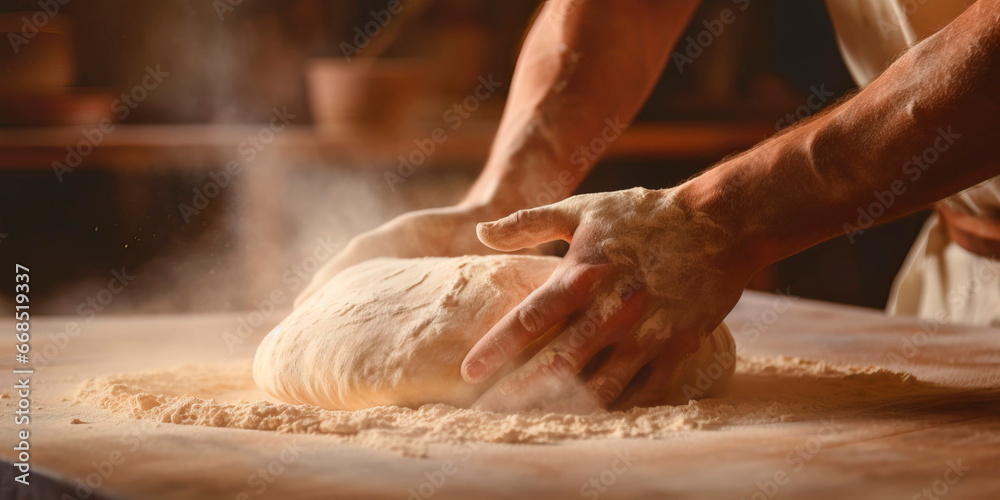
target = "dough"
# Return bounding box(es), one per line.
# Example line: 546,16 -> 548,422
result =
253,255 -> 735,411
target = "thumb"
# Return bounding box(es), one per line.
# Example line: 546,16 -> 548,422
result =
477,204 -> 578,251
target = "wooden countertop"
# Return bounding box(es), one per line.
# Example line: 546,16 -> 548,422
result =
1,291 -> 998,499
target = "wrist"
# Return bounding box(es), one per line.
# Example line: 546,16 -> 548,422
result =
461,137 -> 571,215
672,161 -> 772,277
457,185 -> 524,219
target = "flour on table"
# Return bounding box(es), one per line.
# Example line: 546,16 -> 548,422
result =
253,255 -> 736,411
74,356 -> 941,457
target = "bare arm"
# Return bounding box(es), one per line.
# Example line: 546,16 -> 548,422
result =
296,0 -> 701,305
681,0 -> 1000,269
461,0 -> 703,213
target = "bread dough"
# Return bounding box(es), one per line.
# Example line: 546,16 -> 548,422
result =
253,255 -> 735,411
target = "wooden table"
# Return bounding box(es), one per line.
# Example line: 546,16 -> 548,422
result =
2,292 -> 998,499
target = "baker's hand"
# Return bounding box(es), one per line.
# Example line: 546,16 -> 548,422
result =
295,203 -> 515,308
462,187 -> 752,411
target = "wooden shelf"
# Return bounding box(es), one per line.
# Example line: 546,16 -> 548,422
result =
0,120 -> 775,170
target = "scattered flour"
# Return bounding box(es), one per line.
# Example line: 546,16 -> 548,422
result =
74,356 -> 939,457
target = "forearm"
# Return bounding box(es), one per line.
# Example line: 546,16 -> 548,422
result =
463,0 -> 700,213
679,0 -> 1000,272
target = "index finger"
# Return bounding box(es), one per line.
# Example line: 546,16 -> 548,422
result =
461,275 -> 585,384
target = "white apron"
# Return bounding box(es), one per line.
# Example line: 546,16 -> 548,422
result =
825,0 -> 1000,327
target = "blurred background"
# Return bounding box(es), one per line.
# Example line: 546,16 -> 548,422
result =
0,0 -> 929,316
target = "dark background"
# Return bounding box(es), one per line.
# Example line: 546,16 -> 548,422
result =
0,0 -> 928,315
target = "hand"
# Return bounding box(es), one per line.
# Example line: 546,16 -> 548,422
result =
295,203 -> 520,307
461,187 -> 753,411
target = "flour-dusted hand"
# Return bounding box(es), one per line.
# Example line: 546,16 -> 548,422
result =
295,203 -> 516,308
462,187 -> 754,410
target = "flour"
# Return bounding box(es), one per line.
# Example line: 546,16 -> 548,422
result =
590,188 -> 732,309
635,309 -> 668,343
74,356 -> 936,457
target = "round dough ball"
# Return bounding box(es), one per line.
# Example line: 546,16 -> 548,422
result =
253,255 -> 735,411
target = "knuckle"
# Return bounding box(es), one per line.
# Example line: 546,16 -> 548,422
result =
508,209 -> 534,226
563,326 -> 588,349
517,303 -> 545,334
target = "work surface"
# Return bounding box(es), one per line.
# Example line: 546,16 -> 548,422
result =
2,291 -> 999,499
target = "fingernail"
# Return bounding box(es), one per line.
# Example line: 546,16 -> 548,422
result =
464,360 -> 485,382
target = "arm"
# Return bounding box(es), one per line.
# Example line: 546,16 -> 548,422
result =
682,0 -> 1000,269
296,0 -> 701,306
461,0 -> 703,213
463,0 -> 1000,410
